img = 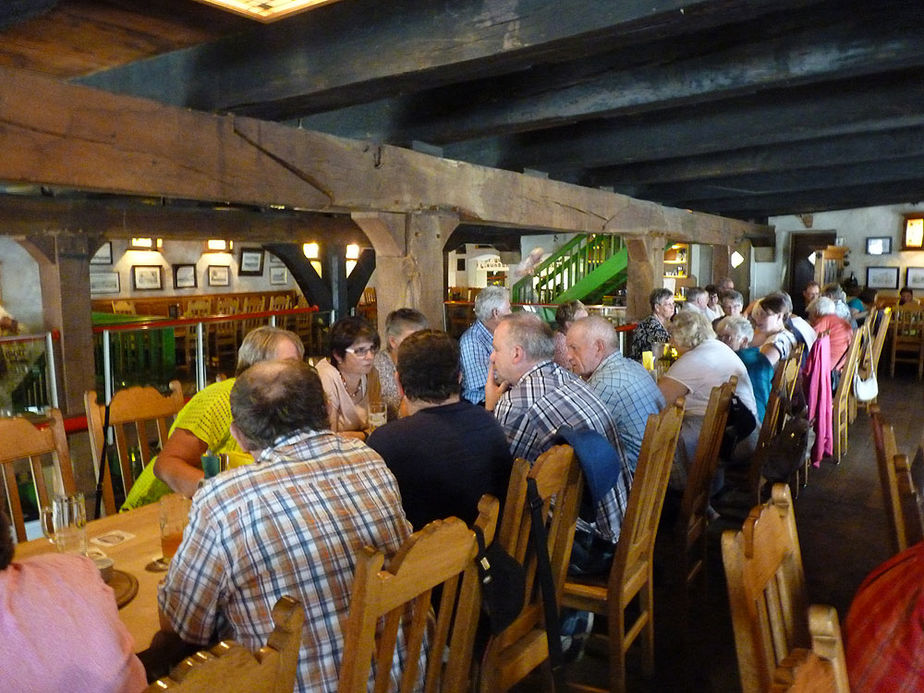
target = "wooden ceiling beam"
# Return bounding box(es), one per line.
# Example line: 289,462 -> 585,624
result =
0,66 -> 770,247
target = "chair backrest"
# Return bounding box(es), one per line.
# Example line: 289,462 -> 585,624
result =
337,495 -> 499,693
85,380 -> 185,515
679,380 -> 734,587
111,300 -> 135,315
869,306 -> 891,372
480,444 -> 583,691
893,451 -> 924,549
214,296 -> 240,314
0,409 -> 76,542
770,605 -> 849,693
869,404 -> 906,553
184,299 -> 212,317
722,484 -> 809,693
146,595 -> 304,692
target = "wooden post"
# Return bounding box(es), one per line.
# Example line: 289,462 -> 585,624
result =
712,245 -> 731,288
624,235 -> 665,322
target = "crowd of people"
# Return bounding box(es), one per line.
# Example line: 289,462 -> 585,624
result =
4,275 -> 905,692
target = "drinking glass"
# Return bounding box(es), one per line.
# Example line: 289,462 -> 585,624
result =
41,493 -> 88,555
368,402 -> 387,430
158,494 -> 192,565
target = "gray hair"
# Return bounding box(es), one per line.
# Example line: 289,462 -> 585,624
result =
686,287 -> 707,304
719,289 -> 744,308
474,285 -> 510,322
808,296 -> 836,318
649,288 -> 673,311
822,283 -> 846,302
236,326 -> 305,376
716,315 -> 754,345
500,312 -> 555,361
384,308 -> 429,339
572,315 -> 619,351
668,309 -> 715,350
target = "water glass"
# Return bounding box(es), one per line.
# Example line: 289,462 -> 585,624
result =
41,493 -> 88,555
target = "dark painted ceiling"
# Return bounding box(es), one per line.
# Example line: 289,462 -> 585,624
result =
2,0 -> 924,223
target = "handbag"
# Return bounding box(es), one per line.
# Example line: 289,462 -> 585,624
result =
473,526 -> 525,635
761,415 -> 811,483
853,370 -> 878,402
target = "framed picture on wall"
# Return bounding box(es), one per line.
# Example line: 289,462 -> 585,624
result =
865,236 -> 892,255
268,253 -> 284,266
90,241 -> 113,265
239,248 -> 264,276
132,265 -> 163,291
906,267 -> 924,290
173,264 -> 197,289
866,266 -> 900,290
208,265 -> 230,287
89,272 -> 120,294
269,266 -> 288,285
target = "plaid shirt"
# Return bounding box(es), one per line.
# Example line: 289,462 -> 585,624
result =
459,320 -> 493,404
587,351 -> 665,472
158,429 -> 413,693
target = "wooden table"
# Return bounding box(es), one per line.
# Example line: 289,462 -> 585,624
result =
14,503 -> 163,652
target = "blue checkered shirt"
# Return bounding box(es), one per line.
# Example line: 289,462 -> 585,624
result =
158,429 -> 415,693
459,320 -> 493,404
587,351 -> 666,473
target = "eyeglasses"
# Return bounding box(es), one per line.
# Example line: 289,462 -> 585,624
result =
345,345 -> 378,357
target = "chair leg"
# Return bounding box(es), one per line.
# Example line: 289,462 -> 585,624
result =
640,580 -> 655,678
608,597 -> 628,693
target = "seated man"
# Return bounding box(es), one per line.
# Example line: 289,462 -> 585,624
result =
684,287 -> 709,315
566,316 -> 665,472
459,285 -> 511,405
367,329 -> 513,530
158,359 -> 412,693
0,510 -> 146,692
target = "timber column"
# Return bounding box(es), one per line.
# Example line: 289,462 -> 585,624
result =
351,211 -> 458,336
624,234 -> 666,322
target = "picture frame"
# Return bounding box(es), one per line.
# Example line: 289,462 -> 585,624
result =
906,267 -> 924,290
269,266 -> 288,285
89,272 -> 120,294
239,248 -> 264,276
131,265 -> 163,291
208,265 -> 230,287
268,253 -> 284,266
90,241 -> 113,265
173,264 -> 197,289
866,266 -> 900,290
865,236 -> 892,256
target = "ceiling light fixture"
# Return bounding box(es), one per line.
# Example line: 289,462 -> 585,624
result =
193,0 -> 342,23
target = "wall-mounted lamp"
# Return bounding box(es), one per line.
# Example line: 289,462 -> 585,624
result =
302,242 -> 319,259
730,250 -> 745,268
903,215 -> 924,250
129,237 -> 163,250
205,239 -> 233,252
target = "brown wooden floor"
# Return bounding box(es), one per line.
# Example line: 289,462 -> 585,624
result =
523,365 -> 923,692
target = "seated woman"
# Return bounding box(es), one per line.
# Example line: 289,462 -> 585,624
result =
716,315 -> 772,423
808,296 -> 853,387
316,316 -> 381,439
552,299 -> 588,370
371,308 -> 428,421
658,310 -> 759,486
629,288 -> 674,361
123,326 -> 305,508
749,294 -> 797,369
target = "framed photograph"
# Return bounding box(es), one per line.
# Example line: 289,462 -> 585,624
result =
269,266 -> 288,285
173,264 -> 197,289
906,267 -> 924,290
865,236 -> 892,256
268,253 -> 284,266
90,241 -> 113,265
208,265 -> 230,287
131,265 -> 163,291
89,272 -> 120,294
239,248 -> 264,276
866,266 -> 900,290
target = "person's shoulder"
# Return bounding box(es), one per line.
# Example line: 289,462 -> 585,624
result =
15,552 -> 99,581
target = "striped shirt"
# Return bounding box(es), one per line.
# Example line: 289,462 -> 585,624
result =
459,320 -> 493,404
158,429 -> 413,693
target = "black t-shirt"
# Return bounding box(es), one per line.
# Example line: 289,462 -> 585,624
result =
367,399 -> 513,530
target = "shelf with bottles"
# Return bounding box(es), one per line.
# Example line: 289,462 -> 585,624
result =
662,243 -> 689,279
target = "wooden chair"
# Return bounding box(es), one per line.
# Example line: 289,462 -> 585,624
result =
889,302 -> 924,379
832,326 -> 863,462
677,377 -> 735,597
770,606 -> 849,693
0,409 -> 76,542
111,299 -> 136,315
479,445 -> 583,693
338,495 -> 499,693
85,380 -> 185,515
240,295 -> 268,339
561,398 -> 685,692
893,450 -> 924,549
180,299 -> 213,369
145,595 -> 304,692
722,484 -> 844,693
868,306 -> 892,386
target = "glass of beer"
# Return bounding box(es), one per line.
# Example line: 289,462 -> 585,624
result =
368,402 -> 387,430
158,494 -> 192,565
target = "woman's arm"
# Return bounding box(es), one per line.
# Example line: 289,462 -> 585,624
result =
153,428 -> 209,498
658,376 -> 689,408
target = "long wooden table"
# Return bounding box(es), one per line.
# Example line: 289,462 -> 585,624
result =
14,503 -> 163,652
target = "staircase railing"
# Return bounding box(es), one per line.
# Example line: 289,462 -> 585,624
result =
511,234 -> 624,304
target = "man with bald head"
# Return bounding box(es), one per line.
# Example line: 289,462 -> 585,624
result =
566,316 -> 665,472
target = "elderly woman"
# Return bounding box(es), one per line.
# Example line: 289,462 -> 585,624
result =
629,288 -> 674,361
552,299 -> 588,369
823,283 -> 857,329
372,308 -> 429,420
123,326 -> 305,508
808,296 -> 853,375
716,315 -> 772,422
749,294 -> 797,368
659,310 -> 758,484
316,316 -> 381,439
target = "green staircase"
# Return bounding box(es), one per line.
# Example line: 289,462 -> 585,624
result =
511,234 -> 627,305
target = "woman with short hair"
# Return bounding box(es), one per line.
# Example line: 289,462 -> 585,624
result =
629,288 -> 674,361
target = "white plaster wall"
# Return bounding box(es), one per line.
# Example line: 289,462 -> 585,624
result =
0,236 -> 43,331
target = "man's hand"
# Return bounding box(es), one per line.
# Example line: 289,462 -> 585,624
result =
484,361 -> 509,412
